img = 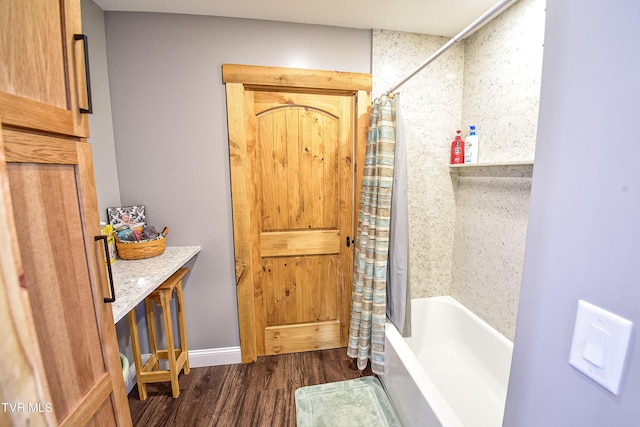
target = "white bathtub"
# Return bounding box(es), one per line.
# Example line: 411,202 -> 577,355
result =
381,296 -> 513,427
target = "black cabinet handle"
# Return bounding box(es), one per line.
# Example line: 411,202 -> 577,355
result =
74,34 -> 93,114
95,235 -> 116,303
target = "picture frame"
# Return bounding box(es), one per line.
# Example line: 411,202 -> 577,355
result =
107,205 -> 147,230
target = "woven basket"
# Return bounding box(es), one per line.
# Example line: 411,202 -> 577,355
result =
115,227 -> 168,260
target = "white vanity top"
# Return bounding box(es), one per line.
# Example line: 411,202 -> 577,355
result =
110,245 -> 201,323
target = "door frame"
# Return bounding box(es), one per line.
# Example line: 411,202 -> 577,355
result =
222,64 -> 371,363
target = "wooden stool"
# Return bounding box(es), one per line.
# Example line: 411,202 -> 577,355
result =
128,268 -> 190,400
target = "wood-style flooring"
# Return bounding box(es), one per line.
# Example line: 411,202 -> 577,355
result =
127,348 -> 375,426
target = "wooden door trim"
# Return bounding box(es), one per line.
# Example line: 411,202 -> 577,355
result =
222,64 -> 371,92
224,65 -> 371,363
226,82 -> 259,362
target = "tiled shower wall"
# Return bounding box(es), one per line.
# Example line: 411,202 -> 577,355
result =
372,31 -> 464,299
372,0 -> 545,340
452,0 -> 545,340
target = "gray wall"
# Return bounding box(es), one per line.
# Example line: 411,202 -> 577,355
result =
81,0 -> 121,221
103,11 -> 371,353
504,1 -> 640,424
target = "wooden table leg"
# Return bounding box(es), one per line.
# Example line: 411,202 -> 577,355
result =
128,309 -> 147,400
145,297 -> 159,372
176,279 -> 190,374
160,289 -> 180,398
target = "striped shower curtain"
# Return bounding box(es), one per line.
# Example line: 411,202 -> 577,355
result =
347,95 -> 397,375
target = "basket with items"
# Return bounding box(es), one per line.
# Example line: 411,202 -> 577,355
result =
107,205 -> 168,260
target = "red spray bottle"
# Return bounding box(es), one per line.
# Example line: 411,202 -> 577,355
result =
450,130 -> 465,164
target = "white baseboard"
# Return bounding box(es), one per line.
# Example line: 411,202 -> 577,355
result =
123,346 -> 242,394
189,346 -> 242,368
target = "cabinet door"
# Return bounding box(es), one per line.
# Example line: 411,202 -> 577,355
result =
0,119 -> 56,426
0,0 -> 90,137
2,127 -> 131,426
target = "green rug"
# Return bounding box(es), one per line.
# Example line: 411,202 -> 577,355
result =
294,377 -> 401,427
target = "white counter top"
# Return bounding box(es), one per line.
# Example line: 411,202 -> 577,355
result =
110,246 -> 201,323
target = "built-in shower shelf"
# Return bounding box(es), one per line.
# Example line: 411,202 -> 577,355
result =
449,160 -> 534,177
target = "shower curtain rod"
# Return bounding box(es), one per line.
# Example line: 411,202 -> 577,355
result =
385,0 -> 518,96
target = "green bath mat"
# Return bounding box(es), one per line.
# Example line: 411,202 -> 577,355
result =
295,377 -> 401,427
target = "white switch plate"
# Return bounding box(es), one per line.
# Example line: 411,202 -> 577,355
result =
569,300 -> 633,395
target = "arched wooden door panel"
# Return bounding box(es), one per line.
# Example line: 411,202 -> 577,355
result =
223,65 -> 371,362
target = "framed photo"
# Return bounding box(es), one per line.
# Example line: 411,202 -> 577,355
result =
107,205 -> 146,230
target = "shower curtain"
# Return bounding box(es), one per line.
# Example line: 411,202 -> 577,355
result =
348,94 -> 409,375
387,94 -> 410,338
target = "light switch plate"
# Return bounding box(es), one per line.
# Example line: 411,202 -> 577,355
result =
569,300 -> 633,395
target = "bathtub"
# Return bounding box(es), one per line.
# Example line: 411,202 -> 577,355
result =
381,296 -> 513,427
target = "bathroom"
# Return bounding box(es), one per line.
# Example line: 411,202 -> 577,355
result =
78,0 -> 640,425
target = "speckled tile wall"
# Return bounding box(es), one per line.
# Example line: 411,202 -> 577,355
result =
450,174 -> 533,341
372,30 -> 464,298
372,0 -> 545,340
451,0 -> 545,341
461,0 -> 545,163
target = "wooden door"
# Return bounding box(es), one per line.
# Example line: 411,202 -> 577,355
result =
223,64 -> 371,362
255,90 -> 351,357
0,0 -> 89,137
1,126 -> 131,426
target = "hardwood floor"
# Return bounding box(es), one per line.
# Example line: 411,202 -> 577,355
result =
127,348 -> 375,426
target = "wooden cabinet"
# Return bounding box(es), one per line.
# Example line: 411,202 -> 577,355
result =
0,1 -> 132,426
0,0 -> 90,137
